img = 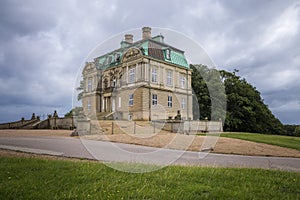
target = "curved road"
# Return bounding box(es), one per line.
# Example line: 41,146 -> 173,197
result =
0,136 -> 299,172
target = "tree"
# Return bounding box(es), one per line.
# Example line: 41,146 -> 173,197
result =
77,80 -> 84,101
294,126 -> 300,137
191,64 -> 285,134
64,107 -> 83,118
191,64 -> 226,121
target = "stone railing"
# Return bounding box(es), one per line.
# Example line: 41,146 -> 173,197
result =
157,120 -> 223,133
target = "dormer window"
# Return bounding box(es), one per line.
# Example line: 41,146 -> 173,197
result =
115,53 -> 121,62
166,49 -> 171,60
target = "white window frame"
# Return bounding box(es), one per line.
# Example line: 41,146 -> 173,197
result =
181,98 -> 185,109
102,98 -> 104,110
166,49 -> 171,60
118,97 -> 121,108
112,99 -> 115,112
168,96 -> 172,107
129,94 -> 134,106
152,94 -> 158,105
180,75 -> 186,89
129,68 -> 135,83
151,67 -> 158,83
87,99 -> 91,111
87,78 -> 92,92
166,70 -> 173,86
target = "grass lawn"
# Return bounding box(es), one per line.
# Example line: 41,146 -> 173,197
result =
220,132 -> 300,151
0,156 -> 299,199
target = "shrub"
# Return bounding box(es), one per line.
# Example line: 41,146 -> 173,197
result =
294,126 -> 300,137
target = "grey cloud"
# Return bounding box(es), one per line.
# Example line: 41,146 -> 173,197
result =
0,0 -> 299,124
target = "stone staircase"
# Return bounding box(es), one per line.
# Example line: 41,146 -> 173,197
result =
89,120 -> 169,135
96,112 -> 113,120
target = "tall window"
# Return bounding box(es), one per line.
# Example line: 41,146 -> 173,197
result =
166,49 -> 171,60
87,99 -> 91,111
87,78 -> 92,92
168,96 -> 172,107
180,75 -> 186,89
166,70 -> 173,86
181,98 -> 185,109
129,94 -> 134,106
129,68 -> 135,83
151,67 -> 157,83
118,97 -> 122,108
152,94 -> 158,105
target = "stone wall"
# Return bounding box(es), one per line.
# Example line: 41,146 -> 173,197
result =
158,120 -> 223,133
37,117 -> 75,130
0,119 -> 38,129
0,111 -> 75,130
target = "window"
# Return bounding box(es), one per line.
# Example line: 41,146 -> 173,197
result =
180,75 -> 186,89
87,78 -> 92,92
168,96 -> 172,107
129,68 -> 135,83
151,67 -> 157,83
181,98 -> 185,109
166,70 -> 173,86
104,79 -> 108,88
87,99 -> 91,111
129,94 -> 134,106
118,97 -> 121,108
152,94 -> 158,105
166,49 -> 171,60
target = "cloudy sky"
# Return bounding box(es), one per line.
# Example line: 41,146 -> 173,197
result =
0,0 -> 299,124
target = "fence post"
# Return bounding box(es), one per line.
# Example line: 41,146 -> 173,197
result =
134,122 -> 136,134
112,122 -> 114,135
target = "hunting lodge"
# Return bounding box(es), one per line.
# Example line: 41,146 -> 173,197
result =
82,27 -> 193,121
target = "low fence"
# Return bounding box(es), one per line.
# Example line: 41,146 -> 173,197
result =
158,120 -> 223,133
75,119 -> 223,135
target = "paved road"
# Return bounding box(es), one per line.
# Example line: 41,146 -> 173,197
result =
0,136 -> 299,172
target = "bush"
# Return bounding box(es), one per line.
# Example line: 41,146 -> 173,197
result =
294,126 -> 300,137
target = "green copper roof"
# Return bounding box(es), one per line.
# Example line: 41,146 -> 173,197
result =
95,36 -> 189,70
164,50 -> 189,68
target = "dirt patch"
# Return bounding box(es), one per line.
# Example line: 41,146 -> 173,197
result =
0,129 -> 72,137
83,132 -> 300,158
0,129 -> 299,158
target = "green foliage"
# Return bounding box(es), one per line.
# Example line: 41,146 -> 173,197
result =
191,64 -> 285,134
64,107 -> 83,117
221,132 -> 300,150
191,65 -> 211,120
77,80 -> 84,101
283,124 -> 299,136
295,126 -> 300,137
191,64 -> 226,121
1,157 -> 299,199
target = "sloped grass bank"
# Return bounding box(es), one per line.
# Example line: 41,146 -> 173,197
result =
221,132 -> 300,151
0,156 -> 299,199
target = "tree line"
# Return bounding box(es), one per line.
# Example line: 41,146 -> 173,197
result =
191,64 -> 299,135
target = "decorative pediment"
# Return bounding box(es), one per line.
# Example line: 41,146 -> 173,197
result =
122,47 -> 142,62
83,62 -> 96,73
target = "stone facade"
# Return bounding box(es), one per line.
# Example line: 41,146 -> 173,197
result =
82,27 -> 193,121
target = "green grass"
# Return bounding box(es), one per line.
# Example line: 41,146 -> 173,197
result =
1,156 -> 299,199
220,132 -> 300,151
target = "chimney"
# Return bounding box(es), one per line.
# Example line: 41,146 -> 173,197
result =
124,34 -> 133,44
142,27 -> 151,39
